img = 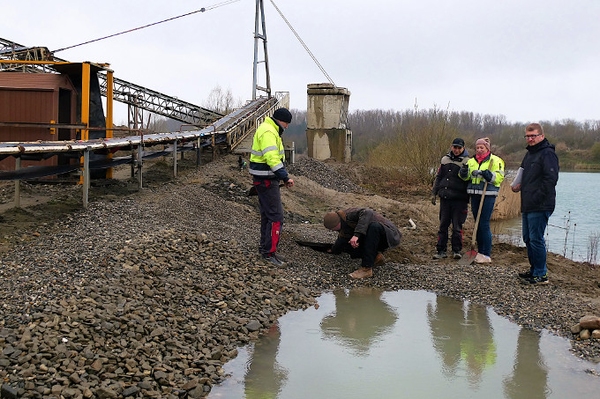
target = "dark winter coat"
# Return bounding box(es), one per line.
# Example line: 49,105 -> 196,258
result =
331,208 -> 401,253
433,149 -> 470,202
519,138 -> 559,213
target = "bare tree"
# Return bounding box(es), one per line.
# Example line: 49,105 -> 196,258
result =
203,85 -> 242,115
145,114 -> 169,133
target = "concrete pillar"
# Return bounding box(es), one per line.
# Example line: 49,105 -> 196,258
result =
306,83 -> 352,162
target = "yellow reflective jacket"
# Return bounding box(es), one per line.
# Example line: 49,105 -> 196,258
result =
249,117 -> 289,181
462,154 -> 505,196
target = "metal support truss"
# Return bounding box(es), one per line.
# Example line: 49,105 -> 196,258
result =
98,73 -> 223,127
252,0 -> 271,100
0,37 -> 224,127
0,38 -> 56,73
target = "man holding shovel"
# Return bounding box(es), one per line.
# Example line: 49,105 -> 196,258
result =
511,123 -> 559,285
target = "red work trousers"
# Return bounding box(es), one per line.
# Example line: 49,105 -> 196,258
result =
254,179 -> 284,256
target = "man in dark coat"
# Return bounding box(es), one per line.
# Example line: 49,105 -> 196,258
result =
432,138 -> 470,259
323,208 -> 401,279
511,123 -> 559,285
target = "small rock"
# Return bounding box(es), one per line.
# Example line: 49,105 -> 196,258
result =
245,320 -> 262,332
580,315 -> 600,330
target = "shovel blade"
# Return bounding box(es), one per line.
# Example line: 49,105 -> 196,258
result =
459,249 -> 477,265
295,240 -> 333,252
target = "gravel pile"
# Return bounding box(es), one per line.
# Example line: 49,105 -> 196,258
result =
287,156 -> 365,193
1,156 -> 599,398
0,184 -> 320,398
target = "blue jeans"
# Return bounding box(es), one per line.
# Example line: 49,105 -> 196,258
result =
470,194 -> 496,256
522,211 -> 551,277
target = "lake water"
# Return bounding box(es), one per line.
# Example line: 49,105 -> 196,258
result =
493,171 -> 600,263
208,289 -> 600,399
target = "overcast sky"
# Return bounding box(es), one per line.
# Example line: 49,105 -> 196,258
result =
5,0 -> 600,125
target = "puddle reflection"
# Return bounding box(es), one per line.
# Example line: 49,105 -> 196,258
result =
427,296 -> 497,386
243,324 -> 287,398
321,288 -> 397,355
209,290 -> 599,399
503,329 -> 549,399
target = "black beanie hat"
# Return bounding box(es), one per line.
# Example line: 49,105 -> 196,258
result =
273,108 -> 292,124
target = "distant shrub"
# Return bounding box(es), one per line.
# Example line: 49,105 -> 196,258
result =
591,142 -> 600,162
366,107 -> 459,184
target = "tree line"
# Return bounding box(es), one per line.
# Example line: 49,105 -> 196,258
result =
285,108 -> 600,182
143,96 -> 600,183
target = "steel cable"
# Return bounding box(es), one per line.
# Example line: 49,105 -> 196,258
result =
268,0 -> 336,86
52,0 -> 241,53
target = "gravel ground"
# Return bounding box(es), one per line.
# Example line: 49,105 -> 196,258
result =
1,154 -> 599,398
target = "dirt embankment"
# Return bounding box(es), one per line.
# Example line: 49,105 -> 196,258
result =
1,155 -> 599,305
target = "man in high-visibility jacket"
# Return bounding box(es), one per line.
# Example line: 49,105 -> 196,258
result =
249,108 -> 294,267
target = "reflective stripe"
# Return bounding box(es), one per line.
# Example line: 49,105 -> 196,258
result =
272,162 -> 283,171
251,145 -> 278,157
249,168 -> 275,177
467,189 -> 499,196
490,172 -> 496,184
261,145 -> 278,154
491,170 -> 505,183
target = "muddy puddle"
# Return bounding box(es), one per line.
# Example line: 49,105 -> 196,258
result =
209,289 -> 600,399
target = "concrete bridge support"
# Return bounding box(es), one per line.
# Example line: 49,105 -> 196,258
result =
306,83 -> 352,162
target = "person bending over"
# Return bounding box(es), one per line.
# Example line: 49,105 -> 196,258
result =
323,208 -> 401,279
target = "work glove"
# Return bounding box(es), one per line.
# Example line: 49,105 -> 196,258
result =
471,170 -> 482,177
459,164 -> 469,178
481,170 -> 493,182
431,195 -> 437,205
